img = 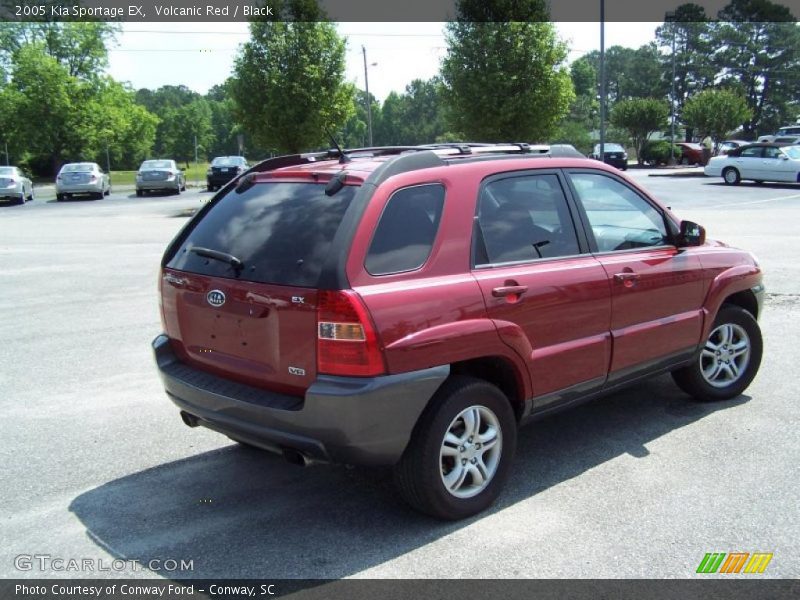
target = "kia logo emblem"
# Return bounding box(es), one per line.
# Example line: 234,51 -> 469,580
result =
207,290 -> 226,307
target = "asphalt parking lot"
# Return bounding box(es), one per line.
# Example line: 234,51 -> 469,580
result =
1,172 -> 798,579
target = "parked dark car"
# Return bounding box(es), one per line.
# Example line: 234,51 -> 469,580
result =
717,140 -> 749,156
675,142 -> 705,165
206,156 -> 248,191
154,143 -> 764,519
589,143 -> 628,170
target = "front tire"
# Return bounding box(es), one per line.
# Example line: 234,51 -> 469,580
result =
394,376 -> 517,520
672,305 -> 762,401
723,167 -> 741,185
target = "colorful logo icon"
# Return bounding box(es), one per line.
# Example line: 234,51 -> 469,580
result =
697,552 -> 773,574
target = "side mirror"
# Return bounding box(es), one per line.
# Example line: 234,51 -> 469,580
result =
678,220 -> 706,247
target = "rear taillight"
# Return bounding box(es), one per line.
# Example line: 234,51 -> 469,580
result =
317,290 -> 385,377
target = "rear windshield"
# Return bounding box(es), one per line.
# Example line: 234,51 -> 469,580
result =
596,144 -> 624,152
141,160 -> 172,169
62,163 -> 95,172
0,167 -> 14,175
212,157 -> 245,166
167,182 -> 356,287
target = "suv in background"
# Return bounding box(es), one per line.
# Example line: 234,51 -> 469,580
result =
758,125 -> 800,143
206,156 -> 248,191
153,143 -> 764,519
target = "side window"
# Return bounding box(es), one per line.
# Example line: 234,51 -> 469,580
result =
569,173 -> 669,252
365,184 -> 445,276
476,174 -> 581,265
740,147 -> 763,158
764,147 -> 782,159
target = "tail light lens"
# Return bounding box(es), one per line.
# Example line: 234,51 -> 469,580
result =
317,290 -> 385,377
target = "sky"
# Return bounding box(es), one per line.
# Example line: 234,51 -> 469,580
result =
107,22 -> 661,102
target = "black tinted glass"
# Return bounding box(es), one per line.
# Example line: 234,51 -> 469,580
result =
168,183 -> 355,287
365,184 -> 445,275
477,174 -> 580,265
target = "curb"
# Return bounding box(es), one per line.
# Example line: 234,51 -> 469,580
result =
648,170 -> 706,178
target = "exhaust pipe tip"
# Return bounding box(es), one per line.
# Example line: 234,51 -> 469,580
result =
282,448 -> 311,467
180,411 -> 199,428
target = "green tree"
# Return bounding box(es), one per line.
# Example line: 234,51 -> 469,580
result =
441,1 -> 573,141
160,99 -> 215,166
230,1 -> 354,153
0,21 -> 119,81
577,45 -> 668,105
135,85 -> 202,157
710,0 -> 800,137
339,88 -> 379,148
610,98 -> 669,165
205,82 -> 247,157
655,3 -> 716,141
681,89 -> 752,149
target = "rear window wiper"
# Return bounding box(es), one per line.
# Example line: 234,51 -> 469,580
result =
190,247 -> 244,273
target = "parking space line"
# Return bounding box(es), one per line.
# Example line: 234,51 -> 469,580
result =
711,193 -> 800,209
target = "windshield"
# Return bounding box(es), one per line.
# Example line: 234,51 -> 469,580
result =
212,157 -> 245,167
783,146 -> 800,159
61,163 -> 95,173
596,144 -> 624,152
141,160 -> 173,170
168,182 -> 357,287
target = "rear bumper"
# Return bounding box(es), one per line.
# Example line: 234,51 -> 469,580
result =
137,180 -> 179,191
56,183 -> 103,194
152,334 -> 449,466
207,173 -> 237,186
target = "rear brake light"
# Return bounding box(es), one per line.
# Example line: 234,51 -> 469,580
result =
317,290 -> 385,377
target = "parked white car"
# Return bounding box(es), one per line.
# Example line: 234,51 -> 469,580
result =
705,143 -> 800,185
56,162 -> 111,200
0,166 -> 34,205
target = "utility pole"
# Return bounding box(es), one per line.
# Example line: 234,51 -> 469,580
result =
599,0 -> 606,161
362,45 -> 373,147
667,11 -> 677,163
4,141 -> 8,166
105,145 -> 111,174
194,134 -> 199,188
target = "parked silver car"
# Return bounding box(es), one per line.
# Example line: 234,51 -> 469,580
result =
56,162 -> 111,200
0,166 -> 34,205
136,160 -> 186,196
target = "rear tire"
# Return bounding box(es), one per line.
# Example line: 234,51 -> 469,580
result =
672,305 -> 762,401
723,167 -> 741,185
393,376 -> 517,520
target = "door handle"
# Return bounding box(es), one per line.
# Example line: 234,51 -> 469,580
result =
492,285 -> 528,298
614,272 -> 640,287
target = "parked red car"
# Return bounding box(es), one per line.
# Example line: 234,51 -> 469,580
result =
676,142 -> 705,165
154,144 -> 764,519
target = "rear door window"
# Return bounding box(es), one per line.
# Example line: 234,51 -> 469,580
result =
168,182 -> 356,287
365,184 -> 445,275
476,173 -> 581,265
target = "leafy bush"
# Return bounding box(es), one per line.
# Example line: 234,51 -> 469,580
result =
640,140 -> 681,165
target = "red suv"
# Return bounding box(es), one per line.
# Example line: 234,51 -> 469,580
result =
154,144 -> 764,519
